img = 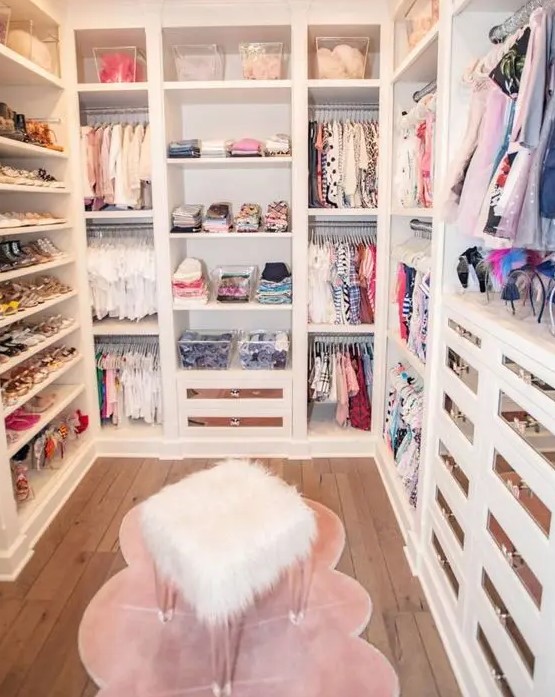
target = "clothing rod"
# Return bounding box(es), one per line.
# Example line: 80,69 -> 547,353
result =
95,336 -> 159,344
310,220 -> 377,227
29,117 -> 62,124
489,0 -> 547,43
310,335 -> 374,343
413,80 -> 437,103
81,106 -> 150,114
86,222 -> 153,229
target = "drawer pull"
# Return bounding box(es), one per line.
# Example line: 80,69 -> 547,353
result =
501,544 -> 524,569
450,408 -> 466,422
436,553 -> 447,567
440,507 -> 455,521
230,389 -> 240,398
452,360 -> 470,376
491,669 -> 507,684
513,416 -> 540,435
518,367 -> 533,385
230,418 -> 240,427
493,605 -> 511,626
505,478 -> 532,499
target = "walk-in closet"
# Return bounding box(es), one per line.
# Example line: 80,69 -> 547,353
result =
0,0 -> 554,695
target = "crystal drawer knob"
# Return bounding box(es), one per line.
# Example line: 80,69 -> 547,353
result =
230,389 -> 240,398
494,606 -> 511,625
230,418 -> 241,427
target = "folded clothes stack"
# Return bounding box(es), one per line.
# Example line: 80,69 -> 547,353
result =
168,139 -> 201,158
234,203 -> 262,233
256,262 -> 292,305
201,139 -> 230,158
229,137 -> 262,157
203,202 -> 233,233
171,204 -> 204,233
264,133 -> 291,156
172,257 -> 209,306
264,200 -> 289,232
215,266 -> 255,303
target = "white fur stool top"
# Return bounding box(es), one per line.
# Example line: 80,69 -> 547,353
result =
141,459 -> 317,625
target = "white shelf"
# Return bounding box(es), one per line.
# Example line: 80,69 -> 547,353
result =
394,0 -> 416,19
84,210 -> 153,221
308,323 -> 375,334
307,79 -> 380,102
0,184 -> 69,195
7,384 -> 85,459
393,25 -> 439,83
308,208 -> 379,217
0,322 -> 79,377
174,301 -> 292,312
167,156 -> 292,167
164,80 -> 292,104
178,363 -> 292,381
170,232 -> 292,239
0,137 -> 67,160
0,290 -> 77,330
388,329 -> 426,378
93,317 -> 159,336
392,207 -> 434,218
0,222 -> 70,237
0,255 -> 74,283
376,440 -> 416,541
77,83 -> 149,109
3,354 -> 83,418
0,43 -> 63,89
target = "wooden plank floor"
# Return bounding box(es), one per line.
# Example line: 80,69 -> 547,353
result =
0,458 -> 462,697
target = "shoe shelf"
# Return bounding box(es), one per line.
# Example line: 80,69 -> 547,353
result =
0,183 -> 70,194
7,383 -> 85,459
0,223 -> 71,237
3,353 -> 83,418
0,136 -> 68,160
0,290 -> 78,330
0,255 -> 74,283
0,43 -> 63,89
0,322 -> 79,376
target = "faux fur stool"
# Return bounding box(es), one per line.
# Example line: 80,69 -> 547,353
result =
140,458 -> 317,697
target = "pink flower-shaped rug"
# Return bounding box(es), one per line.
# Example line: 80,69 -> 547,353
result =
79,499 -> 399,696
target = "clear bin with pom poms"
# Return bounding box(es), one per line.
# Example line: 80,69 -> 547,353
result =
315,37 -> 369,79
94,46 -> 147,83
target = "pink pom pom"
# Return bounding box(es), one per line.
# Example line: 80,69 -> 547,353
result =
99,52 -> 137,83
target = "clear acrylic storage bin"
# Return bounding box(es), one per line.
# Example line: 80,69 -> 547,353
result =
214,266 -> 256,304
173,44 -> 224,81
0,3 -> 11,46
94,46 -> 147,83
405,0 -> 439,49
7,20 -> 59,75
315,37 -> 369,79
239,42 -> 283,80
238,330 -> 290,370
178,330 -> 235,370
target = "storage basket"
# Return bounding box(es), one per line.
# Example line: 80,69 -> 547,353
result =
178,330 -> 235,370
173,44 -> 224,81
94,46 -> 147,83
315,37 -> 369,79
8,20 -> 59,75
238,330 -> 290,370
239,42 -> 283,80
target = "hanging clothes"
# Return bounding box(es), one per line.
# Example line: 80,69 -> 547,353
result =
80,120 -> 151,211
395,264 -> 430,363
308,338 -> 373,432
308,114 -> 379,209
87,225 -> 157,321
95,338 -> 163,426
308,232 -> 377,325
395,92 -> 437,209
384,363 -> 424,508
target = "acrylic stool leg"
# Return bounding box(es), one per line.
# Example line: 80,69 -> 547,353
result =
154,564 -> 177,623
210,617 -> 242,696
288,557 -> 313,625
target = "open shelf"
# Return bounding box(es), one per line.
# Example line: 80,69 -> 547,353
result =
393,25 -> 439,83
0,290 -> 77,330
84,210 -> 153,221
0,255 -> 74,283
308,208 -> 379,217
388,328 -> 426,378
170,232 -> 292,239
307,79 -> 380,103
0,222 -> 70,237
0,136 -> 67,160
93,317 -> 159,336
308,323 -> 375,334
7,383 -> 84,459
0,322 -> 79,377
164,80 -> 292,104
392,207 -> 434,218
167,156 -> 292,168
174,301 -> 292,312
0,43 -> 63,89
308,403 -> 374,441
0,183 -> 69,195
77,83 -> 149,109
4,354 -> 83,418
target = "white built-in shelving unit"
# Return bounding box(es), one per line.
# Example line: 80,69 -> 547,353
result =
1,2 -> 555,696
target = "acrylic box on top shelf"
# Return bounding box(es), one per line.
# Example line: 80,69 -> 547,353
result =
239,42 -> 283,80
173,44 -> 224,81
7,20 -> 59,75
0,2 -> 10,45
94,46 -> 147,83
404,0 -> 439,49
315,37 -> 369,79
